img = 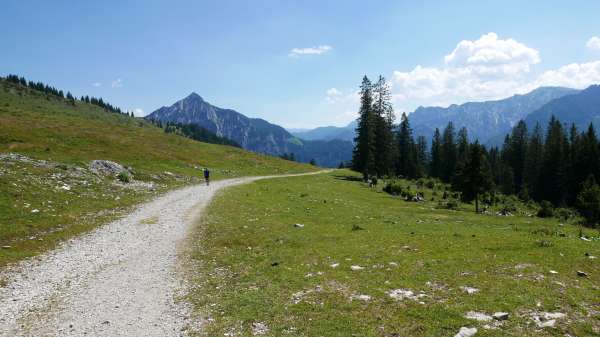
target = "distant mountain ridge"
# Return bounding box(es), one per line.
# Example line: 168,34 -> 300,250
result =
524,85 -> 600,131
409,86 -> 578,143
146,93 -> 353,167
294,87 -> 578,145
290,121 -> 356,142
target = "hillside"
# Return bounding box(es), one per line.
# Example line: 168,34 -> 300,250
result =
146,93 -> 353,167
0,78 -> 316,265
524,85 -> 600,131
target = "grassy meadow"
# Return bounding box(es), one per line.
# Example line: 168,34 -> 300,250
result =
188,170 -> 599,337
0,79 -> 316,266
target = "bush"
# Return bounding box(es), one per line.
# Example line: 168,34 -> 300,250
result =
576,175 -> 600,226
537,200 -> 554,218
383,181 -> 404,196
500,195 -> 519,213
437,198 -> 459,210
117,171 -> 131,183
554,207 -> 579,221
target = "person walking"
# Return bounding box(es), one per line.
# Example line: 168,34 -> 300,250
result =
203,167 -> 210,186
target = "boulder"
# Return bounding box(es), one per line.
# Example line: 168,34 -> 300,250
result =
89,160 -> 127,176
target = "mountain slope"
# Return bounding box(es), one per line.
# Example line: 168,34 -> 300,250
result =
0,78 -> 315,266
409,86 -> 578,143
523,85 -> 600,130
146,93 -> 296,154
146,93 -> 353,167
290,121 -> 356,141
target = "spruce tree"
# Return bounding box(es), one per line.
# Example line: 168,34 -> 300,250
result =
441,122 -> 457,182
452,142 -> 494,212
507,120 -> 528,192
372,76 -> 395,177
352,76 -> 376,180
540,116 -> 568,205
430,128 -> 443,178
523,123 -> 544,199
457,127 -> 469,164
396,112 -> 418,179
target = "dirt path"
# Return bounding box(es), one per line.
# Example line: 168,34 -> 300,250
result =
0,172 -> 327,336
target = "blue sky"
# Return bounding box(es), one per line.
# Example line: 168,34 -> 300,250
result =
2,1 -> 600,128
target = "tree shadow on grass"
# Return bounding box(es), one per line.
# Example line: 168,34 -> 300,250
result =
333,174 -> 363,182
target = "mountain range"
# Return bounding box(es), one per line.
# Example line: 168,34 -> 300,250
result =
145,93 -> 353,167
147,84 -> 600,167
292,86 -> 594,146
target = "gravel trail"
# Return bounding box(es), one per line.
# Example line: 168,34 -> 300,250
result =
0,172 -> 323,336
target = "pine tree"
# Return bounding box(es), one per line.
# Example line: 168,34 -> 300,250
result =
540,116 -> 568,205
523,123 -> 544,199
441,122 -> 457,182
430,128 -> 443,178
372,76 -> 395,177
415,136 -> 428,177
352,76 -> 376,180
507,120 -> 528,192
457,127 -> 469,164
396,112 -> 418,179
452,142 -> 494,212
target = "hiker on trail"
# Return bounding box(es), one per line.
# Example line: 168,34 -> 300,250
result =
203,167 -> 210,186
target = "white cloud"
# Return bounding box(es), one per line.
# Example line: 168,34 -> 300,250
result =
289,45 -> 332,57
133,108 -> 144,116
444,32 -> 540,75
92,82 -> 102,87
533,60 -> 600,89
390,33 -> 545,109
324,32 -> 600,125
111,78 -> 123,88
587,36 -> 600,50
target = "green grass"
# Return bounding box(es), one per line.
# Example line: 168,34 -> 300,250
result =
0,79 -> 315,266
188,170 -> 600,337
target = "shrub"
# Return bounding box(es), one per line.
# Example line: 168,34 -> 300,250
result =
554,207 -> 578,221
437,198 -> 459,210
425,179 -> 436,189
537,200 -> 554,218
576,175 -> 600,226
383,181 -> 404,196
117,171 -> 131,183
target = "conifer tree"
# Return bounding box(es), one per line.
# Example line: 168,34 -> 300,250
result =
372,76 -> 395,177
352,76 -> 376,180
452,142 -> 494,213
430,128 -> 443,178
523,123 -> 544,199
540,116 -> 568,205
396,112 -> 418,178
441,122 -> 457,182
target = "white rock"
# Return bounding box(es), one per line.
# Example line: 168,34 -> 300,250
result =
353,294 -> 371,302
465,311 -> 492,322
252,322 -> 268,335
493,312 -> 509,320
293,223 -> 304,228
454,327 -> 477,337
31,209 -> 39,213
549,270 -> 558,274
460,286 -> 479,294
350,265 -> 364,271
330,263 -> 339,268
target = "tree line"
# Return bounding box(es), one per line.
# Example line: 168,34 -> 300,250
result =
352,75 -> 600,225
147,119 -> 241,148
3,74 -> 130,116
